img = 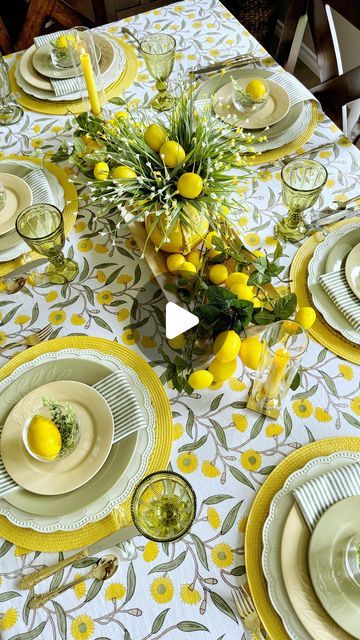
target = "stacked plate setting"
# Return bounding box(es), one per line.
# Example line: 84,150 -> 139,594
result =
15,32 -> 126,103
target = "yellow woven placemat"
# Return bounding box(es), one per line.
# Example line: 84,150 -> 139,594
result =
290,217 -> 360,364
9,40 -> 138,116
245,437 -> 360,640
249,102 -> 318,166
0,155 -> 78,278
0,337 -> 173,551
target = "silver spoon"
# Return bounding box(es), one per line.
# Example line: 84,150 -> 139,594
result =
28,554 -> 119,609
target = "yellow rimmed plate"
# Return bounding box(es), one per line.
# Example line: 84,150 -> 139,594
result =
1,380 -> 114,495
0,173 -> 32,235
245,437 -> 360,640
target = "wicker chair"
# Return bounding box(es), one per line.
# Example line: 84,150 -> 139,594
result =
223,0 -> 280,48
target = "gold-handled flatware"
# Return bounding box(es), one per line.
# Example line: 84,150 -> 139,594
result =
188,54 -> 261,75
232,586 -> 266,639
28,554 -> 118,609
2,324 -> 52,352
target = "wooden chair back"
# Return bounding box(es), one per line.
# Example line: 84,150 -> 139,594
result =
276,0 -> 360,135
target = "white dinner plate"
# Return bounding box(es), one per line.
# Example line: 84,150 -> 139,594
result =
0,347 -> 154,532
307,221 -> 360,344
32,42 -> 102,80
0,173 -> 32,236
345,241 -> 360,300
262,451 -> 359,640
1,381 -> 114,495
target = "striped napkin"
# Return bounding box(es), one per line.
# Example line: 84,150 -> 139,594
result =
268,71 -> 319,107
33,29 -> 84,97
0,371 -> 147,498
23,169 -> 56,206
293,461 -> 360,530
319,268 -> 360,331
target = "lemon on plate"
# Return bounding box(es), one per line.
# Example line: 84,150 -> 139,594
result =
144,124 -> 167,152
179,261 -> 197,277
208,264 -> 228,285
230,282 -> 254,301
26,415 -> 61,459
246,79 -> 268,100
94,162 -> 109,180
159,141 -> 186,168
213,330 -> 241,363
166,253 -> 186,273
225,272 -> 249,288
187,250 -> 202,269
111,165 -> 137,180
177,172 -> 203,199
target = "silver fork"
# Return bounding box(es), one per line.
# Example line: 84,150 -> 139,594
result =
233,586 -> 266,639
3,324 -> 52,351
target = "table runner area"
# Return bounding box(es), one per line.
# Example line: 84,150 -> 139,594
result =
0,1 -> 360,639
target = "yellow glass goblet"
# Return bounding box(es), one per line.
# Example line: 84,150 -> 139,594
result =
16,204 -> 78,284
140,34 -> 176,111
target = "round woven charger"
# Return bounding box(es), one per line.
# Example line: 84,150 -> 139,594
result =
0,337 -> 173,551
245,436 -> 360,640
290,217 -> 360,365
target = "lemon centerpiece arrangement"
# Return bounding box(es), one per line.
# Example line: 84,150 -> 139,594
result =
24,398 -> 80,463
54,90 -> 261,254
231,77 -> 269,113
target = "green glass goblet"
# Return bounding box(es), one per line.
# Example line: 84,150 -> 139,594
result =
131,471 -> 196,542
16,204 -> 78,284
276,158 -> 328,243
140,34 -> 176,111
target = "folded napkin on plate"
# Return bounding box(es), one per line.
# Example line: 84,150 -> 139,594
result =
23,169 -> 57,206
0,371 -> 147,498
268,71 -> 319,107
33,29 -> 84,98
293,461 -> 360,530
319,268 -> 360,331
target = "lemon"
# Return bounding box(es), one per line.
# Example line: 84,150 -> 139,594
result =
166,253 -> 185,273
188,369 -> 214,390
179,261 -> 197,277
295,307 -> 316,329
208,264 -> 228,285
56,35 -> 69,49
94,162 -> 109,180
283,320 -> 299,335
144,124 -> 167,152
145,204 -> 209,253
230,283 -> 254,301
246,79 -> 268,100
187,250 -> 202,269
111,165 -> 137,179
239,336 -> 262,370
204,231 -> 219,249
225,272 -> 249,288
159,141 -> 186,168
208,358 -> 237,382
168,334 -> 186,350
213,330 -> 241,363
27,415 -> 61,459
177,173 -> 203,199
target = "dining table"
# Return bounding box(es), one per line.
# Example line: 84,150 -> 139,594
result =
1,0 -> 360,639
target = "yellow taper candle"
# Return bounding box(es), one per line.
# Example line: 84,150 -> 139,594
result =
264,347 -> 290,398
80,50 -> 101,115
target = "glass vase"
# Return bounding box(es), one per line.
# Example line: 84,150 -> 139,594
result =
67,27 -> 106,116
247,320 -> 308,419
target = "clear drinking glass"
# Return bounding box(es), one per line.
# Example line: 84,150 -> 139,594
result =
131,471 -> 196,542
140,34 -> 176,111
276,159 -> 328,243
345,534 -> 360,587
15,204 -> 78,284
68,27 -> 105,116
0,54 -> 23,125
247,320 -> 309,419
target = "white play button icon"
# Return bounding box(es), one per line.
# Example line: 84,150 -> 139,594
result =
165,302 -> 199,339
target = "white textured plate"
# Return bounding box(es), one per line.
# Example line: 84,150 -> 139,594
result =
308,221 -> 360,344
0,173 -> 32,235
16,36 -> 125,102
345,241 -> 360,300
262,451 -> 360,640
0,348 -> 154,532
0,159 -> 64,262
32,41 -> 102,80
1,381 -> 114,495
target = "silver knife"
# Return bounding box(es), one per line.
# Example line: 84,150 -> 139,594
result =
189,55 -> 260,75
18,524 -> 138,590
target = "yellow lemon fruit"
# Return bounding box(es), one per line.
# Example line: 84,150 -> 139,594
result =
27,415 -> 61,459
144,124 -> 167,152
56,35 -> 69,48
111,165 -> 137,179
145,204 -> 209,253
188,370 -> 214,390
230,283 -> 254,301
160,141 -> 186,168
94,162 -> 109,180
177,172 -> 203,199
225,272 -> 249,288
166,253 -> 185,273
179,261 -> 197,277
168,334 -> 186,350
239,336 -> 262,370
295,307 -> 316,329
283,320 -> 299,335
204,231 -> 219,249
213,330 -> 241,363
187,250 -> 202,269
208,264 -> 228,285
246,79 -> 268,100
208,358 -> 237,382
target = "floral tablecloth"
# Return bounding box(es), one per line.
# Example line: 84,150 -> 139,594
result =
1,1 -> 360,638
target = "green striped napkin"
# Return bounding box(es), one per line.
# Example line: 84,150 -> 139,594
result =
319,268 -> 360,332
293,461 -> 360,530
